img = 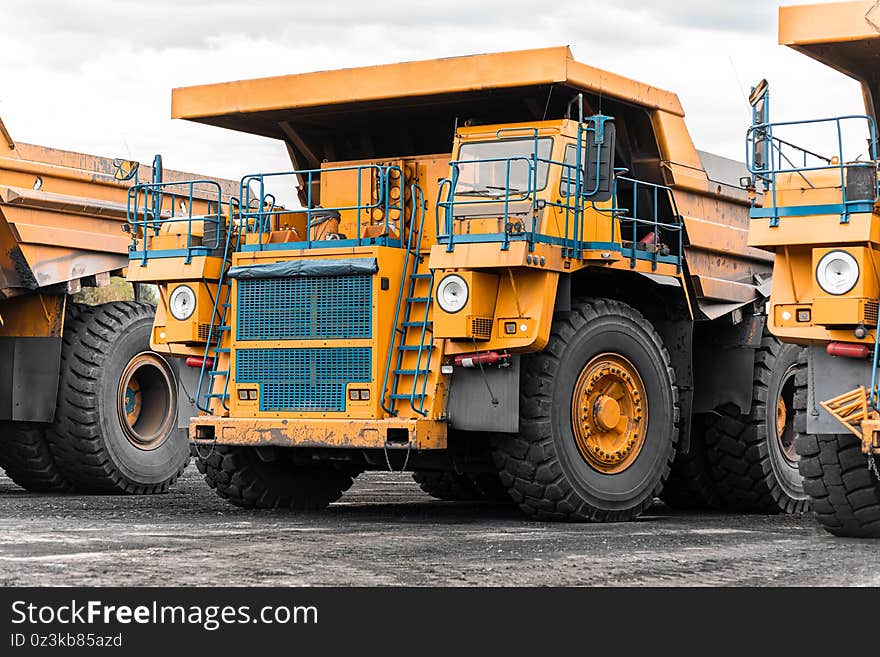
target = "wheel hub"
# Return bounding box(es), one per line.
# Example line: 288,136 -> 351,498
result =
124,378 -> 143,426
593,395 -> 622,432
116,352 -> 176,451
572,354 -> 648,474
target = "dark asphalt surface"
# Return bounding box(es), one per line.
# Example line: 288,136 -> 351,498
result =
0,467 -> 876,586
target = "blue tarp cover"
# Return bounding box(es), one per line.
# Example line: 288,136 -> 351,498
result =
228,257 -> 378,279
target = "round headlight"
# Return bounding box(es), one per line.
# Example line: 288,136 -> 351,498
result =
816,251 -> 859,296
169,285 -> 197,320
436,274 -> 469,314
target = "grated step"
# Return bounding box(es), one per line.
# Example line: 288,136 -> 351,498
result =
390,393 -> 427,400
406,297 -> 431,303
208,370 -> 229,377
403,321 -> 433,328
397,345 -> 434,352
411,273 -> 433,279
394,369 -> 431,376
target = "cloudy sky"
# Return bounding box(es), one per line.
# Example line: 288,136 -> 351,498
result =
0,0 -> 866,181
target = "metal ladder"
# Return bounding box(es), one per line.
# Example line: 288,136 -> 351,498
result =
381,185 -> 435,417
195,200 -> 241,413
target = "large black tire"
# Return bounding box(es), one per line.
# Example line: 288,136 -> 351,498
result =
704,336 -> 807,514
412,471 -> 481,501
794,352 -> 880,537
195,446 -> 355,510
660,416 -> 721,510
44,302 -> 189,494
0,422 -> 72,492
412,471 -> 512,502
492,298 -> 679,522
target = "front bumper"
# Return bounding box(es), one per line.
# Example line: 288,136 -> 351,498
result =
189,416 -> 447,450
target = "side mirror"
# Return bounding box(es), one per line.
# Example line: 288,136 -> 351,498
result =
113,158 -> 139,182
749,80 -> 770,173
583,117 -> 616,203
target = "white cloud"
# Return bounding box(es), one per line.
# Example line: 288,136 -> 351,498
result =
0,0 -> 865,184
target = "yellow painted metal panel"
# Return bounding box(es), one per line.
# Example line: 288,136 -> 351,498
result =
173,47 -> 687,120
779,1 -> 880,47
779,1 -> 880,119
190,416 -> 448,450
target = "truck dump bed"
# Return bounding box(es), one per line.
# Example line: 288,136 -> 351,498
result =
780,1 -> 880,121
0,117 -> 237,299
170,46 -> 771,319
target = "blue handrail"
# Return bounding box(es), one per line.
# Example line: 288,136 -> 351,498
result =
237,164 -> 406,248
747,114 -> 879,226
126,180 -> 225,265
436,114 -> 614,257
611,176 -> 684,273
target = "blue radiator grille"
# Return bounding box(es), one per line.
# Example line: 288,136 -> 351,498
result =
237,275 -> 372,341
236,347 -> 371,412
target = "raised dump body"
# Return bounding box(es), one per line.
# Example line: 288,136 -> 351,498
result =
747,1 -> 880,536
137,47 -> 804,519
0,116 -> 237,495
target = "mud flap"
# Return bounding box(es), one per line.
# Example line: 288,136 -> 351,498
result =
447,355 -> 520,433
0,336 -> 61,422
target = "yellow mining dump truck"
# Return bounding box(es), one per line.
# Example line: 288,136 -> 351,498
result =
130,47 -> 803,520
0,116 -> 235,494
747,1 -> 880,536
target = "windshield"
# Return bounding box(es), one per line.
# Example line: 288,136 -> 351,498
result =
455,138 -> 552,196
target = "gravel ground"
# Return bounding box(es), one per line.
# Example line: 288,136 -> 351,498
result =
0,467 -> 876,587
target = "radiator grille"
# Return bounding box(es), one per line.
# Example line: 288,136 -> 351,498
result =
237,275 -> 372,341
236,347 -> 371,412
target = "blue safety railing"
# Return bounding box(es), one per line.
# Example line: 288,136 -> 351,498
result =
436,114 -> 613,256
747,114 -> 879,227
611,175 -> 684,273
126,180 -> 225,265
237,164 -> 406,250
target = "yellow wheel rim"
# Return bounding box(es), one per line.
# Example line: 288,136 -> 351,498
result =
571,353 -> 648,474
776,397 -> 787,439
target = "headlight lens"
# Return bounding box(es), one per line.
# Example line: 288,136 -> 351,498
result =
816,251 -> 859,295
169,285 -> 197,320
436,274 -> 469,314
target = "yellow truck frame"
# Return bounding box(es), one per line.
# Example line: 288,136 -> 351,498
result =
747,1 -> 880,536
132,47 -> 803,520
0,116 -> 234,494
